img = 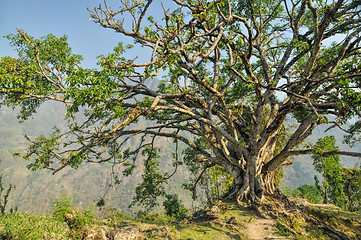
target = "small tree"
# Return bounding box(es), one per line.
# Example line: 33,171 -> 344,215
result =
53,195 -> 95,239
342,167 -> 361,212
312,136 -> 345,207
0,174 -> 14,215
163,194 -> 188,220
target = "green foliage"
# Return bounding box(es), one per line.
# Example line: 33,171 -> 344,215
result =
202,165 -> 234,206
23,128 -> 62,170
0,213 -> 68,239
108,210 -> 133,227
342,167 -> 361,212
52,195 -> 95,239
183,137 -> 233,204
163,194 -> 189,220
53,195 -> 75,221
139,212 -> 162,222
183,162 -> 234,205
312,136 -> 345,208
283,184 -> 322,204
130,146 -> 167,212
0,31 -> 83,122
2,0 -> 361,209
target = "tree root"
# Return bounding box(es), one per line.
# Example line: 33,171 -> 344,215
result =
276,221 -> 297,235
223,191 -> 356,239
259,192 -> 354,239
307,217 -> 351,240
248,204 -> 269,219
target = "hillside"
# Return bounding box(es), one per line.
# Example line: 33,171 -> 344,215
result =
0,103 -> 194,214
282,121 -> 361,189
1,195 -> 360,239
1,102 -> 360,214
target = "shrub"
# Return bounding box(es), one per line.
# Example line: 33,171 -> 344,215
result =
52,195 -> 95,239
163,194 -> 188,220
0,213 -> 68,239
283,184 -> 322,204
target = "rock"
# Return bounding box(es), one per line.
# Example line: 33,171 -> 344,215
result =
108,225 -> 140,240
85,228 -> 108,240
210,205 -> 221,213
192,209 -> 220,221
142,226 -> 179,239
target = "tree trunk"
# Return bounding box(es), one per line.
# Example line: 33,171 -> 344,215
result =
324,187 -> 328,204
261,171 -> 276,194
224,156 -> 269,203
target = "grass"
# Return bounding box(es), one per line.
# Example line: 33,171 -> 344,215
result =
176,203 -> 249,240
178,222 -> 242,240
0,213 -> 69,239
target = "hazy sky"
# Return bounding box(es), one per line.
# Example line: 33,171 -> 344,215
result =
0,0 -> 171,69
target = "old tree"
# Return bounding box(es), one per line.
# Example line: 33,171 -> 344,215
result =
1,0 -> 361,205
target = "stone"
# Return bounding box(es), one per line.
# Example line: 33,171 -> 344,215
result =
85,228 -> 108,240
108,225 -> 140,240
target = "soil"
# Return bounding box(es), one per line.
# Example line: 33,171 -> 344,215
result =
246,218 -> 277,240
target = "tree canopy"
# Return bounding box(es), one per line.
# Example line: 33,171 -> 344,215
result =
1,0 -> 361,205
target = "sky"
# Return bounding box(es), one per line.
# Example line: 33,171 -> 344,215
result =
0,0 -> 171,69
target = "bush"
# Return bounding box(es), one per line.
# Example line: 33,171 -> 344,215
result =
52,195 -> 95,239
103,207 -> 133,227
283,184 -> 322,204
163,194 -> 188,220
53,195 -> 75,221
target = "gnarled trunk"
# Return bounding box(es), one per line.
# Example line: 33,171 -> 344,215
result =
224,155 -> 275,203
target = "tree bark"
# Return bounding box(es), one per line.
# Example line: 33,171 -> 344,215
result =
224,155 -> 267,203
261,171 -> 276,194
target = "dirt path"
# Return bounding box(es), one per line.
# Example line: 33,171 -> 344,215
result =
246,217 -> 290,240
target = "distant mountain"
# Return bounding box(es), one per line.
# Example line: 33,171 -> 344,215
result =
0,103 -> 193,215
1,102 -> 360,214
282,121 -> 361,189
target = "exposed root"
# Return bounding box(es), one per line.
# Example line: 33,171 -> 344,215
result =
248,203 -> 269,219
258,192 -> 357,239
307,217 -> 352,240
217,190 -> 358,239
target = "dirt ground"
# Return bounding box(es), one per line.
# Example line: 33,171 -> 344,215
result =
246,218 -> 275,239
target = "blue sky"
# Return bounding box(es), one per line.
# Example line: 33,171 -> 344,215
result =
0,0 -> 171,69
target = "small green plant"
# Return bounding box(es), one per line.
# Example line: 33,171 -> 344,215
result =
0,174 -> 15,215
312,136 -> 345,207
136,210 -> 148,220
163,194 -> 188,220
53,195 -> 75,221
52,195 -> 95,239
135,210 -> 161,222
104,207 -> 133,227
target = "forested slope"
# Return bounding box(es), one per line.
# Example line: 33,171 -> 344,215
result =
282,122 -> 361,189
0,103 -> 360,213
0,103 -> 193,214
